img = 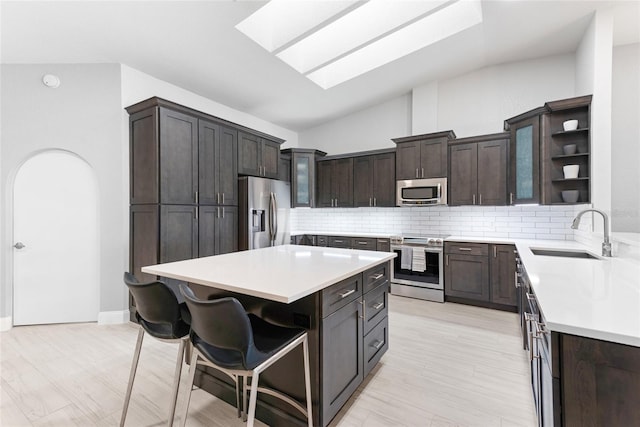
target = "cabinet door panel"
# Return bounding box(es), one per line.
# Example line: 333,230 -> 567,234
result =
445,254 -> 489,301
262,140 -> 280,179
395,142 -> 420,180
364,282 -> 388,334
130,205 -> 158,281
490,244 -> 517,306
333,158 -> 354,207
449,143 -> 477,206
478,140 -> 508,206
159,108 -> 198,204
353,156 -> 373,207
130,109 -> 158,204
364,315 -> 388,377
510,116 -> 540,204
420,139 -> 447,178
217,206 -> 238,255
373,153 -> 396,207
218,127 -> 238,206
198,120 -> 219,205
316,161 -> 333,207
322,299 -> 364,424
238,132 -> 261,176
160,205 -> 198,262
199,206 -> 217,257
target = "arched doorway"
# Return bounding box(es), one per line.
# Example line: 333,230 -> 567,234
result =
13,150 -> 100,325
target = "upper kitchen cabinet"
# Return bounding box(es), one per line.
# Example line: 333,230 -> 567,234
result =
281,148 -> 327,208
449,133 -> 508,206
127,97 -> 242,206
353,150 -> 396,207
393,130 -> 456,180
238,131 -> 282,179
505,110 -> 543,205
317,157 -> 354,207
540,95 -> 592,205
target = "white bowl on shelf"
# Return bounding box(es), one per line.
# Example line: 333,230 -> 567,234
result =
563,165 -> 579,179
563,144 -> 577,155
562,190 -> 579,203
563,120 -> 579,131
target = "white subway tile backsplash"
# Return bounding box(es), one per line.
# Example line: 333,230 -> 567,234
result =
290,205 -> 576,240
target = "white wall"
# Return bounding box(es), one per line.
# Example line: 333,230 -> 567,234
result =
121,66 -> 299,148
611,43 -> 640,232
0,64 -> 125,320
298,94 -> 411,155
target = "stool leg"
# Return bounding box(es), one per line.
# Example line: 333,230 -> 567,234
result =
247,372 -> 260,427
235,375 -> 242,418
167,338 -> 186,427
302,335 -> 313,427
179,350 -> 199,427
243,376 -> 248,422
120,327 -> 145,427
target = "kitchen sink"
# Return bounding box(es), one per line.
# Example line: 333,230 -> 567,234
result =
530,248 -> 601,259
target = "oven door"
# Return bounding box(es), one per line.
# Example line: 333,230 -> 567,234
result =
391,245 -> 443,289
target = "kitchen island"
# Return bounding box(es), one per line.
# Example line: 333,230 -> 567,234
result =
142,245 -> 396,427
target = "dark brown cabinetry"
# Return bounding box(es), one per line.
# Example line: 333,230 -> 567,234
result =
445,242 -> 517,310
281,148 -> 326,208
505,113 -> 542,205
540,95 -> 592,205
237,131 -> 281,179
317,158 -> 354,207
321,263 -> 390,424
353,152 -> 396,207
449,133 -> 508,206
393,130 -> 456,180
198,121 -> 238,206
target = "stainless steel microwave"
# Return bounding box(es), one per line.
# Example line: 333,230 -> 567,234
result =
396,177 -> 447,206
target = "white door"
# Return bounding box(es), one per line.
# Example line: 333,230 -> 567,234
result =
13,150 -> 100,325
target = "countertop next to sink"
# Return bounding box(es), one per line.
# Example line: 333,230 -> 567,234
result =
448,236 -> 640,347
291,231 -> 395,239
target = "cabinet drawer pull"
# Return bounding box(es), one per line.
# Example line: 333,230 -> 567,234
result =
472,194 -> 476,205
339,289 -> 355,299
416,168 -> 419,178
357,241 -> 368,245
373,302 -> 384,310
371,340 -> 384,350
374,197 -> 377,206
221,193 -> 225,204
510,192 -> 514,204
369,197 -> 372,207
494,246 -> 497,258
371,273 -> 384,280
458,247 -> 472,251
334,239 -> 344,243
526,293 -> 536,302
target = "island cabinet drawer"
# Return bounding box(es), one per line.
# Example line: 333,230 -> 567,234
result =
364,315 -> 389,377
445,242 -> 489,256
363,282 -> 389,334
351,237 -> 377,251
328,236 -> 351,248
322,273 -> 363,317
363,262 -> 389,294
316,235 -> 328,246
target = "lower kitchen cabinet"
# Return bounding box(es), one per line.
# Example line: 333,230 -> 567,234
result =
444,242 -> 517,310
320,263 -> 390,424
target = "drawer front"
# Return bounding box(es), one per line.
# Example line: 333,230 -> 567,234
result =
351,237 -> 376,251
316,235 -> 328,246
322,273 -> 362,317
376,238 -> 390,252
363,262 -> 389,294
364,315 -> 389,377
328,236 -> 351,249
445,242 -> 489,256
364,282 -> 389,335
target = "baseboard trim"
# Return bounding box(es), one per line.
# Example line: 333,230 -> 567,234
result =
97,310 -> 129,325
0,316 -> 12,332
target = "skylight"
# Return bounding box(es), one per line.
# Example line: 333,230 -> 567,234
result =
236,0 -> 483,89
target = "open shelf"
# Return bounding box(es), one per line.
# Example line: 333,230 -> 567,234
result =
551,128 -> 589,136
552,177 -> 590,183
551,153 -> 590,160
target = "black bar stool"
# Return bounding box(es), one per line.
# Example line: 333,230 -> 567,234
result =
121,272 -> 191,427
178,284 -> 313,427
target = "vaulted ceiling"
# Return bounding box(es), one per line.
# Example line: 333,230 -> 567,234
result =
2,1 -> 638,131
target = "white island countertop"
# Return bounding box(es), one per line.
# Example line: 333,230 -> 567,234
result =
448,236 -> 640,347
142,245 -> 396,304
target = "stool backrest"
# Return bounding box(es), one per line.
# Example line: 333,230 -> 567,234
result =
179,284 -> 253,354
124,272 -> 181,325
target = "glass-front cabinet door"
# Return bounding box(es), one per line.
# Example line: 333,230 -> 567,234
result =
508,115 -> 540,204
281,148 -> 326,208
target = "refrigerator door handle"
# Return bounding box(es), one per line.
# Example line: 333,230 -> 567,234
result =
270,191 -> 278,244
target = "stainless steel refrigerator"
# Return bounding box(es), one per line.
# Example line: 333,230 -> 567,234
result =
238,176 -> 291,250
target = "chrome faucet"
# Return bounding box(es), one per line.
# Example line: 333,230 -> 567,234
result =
571,209 -> 612,257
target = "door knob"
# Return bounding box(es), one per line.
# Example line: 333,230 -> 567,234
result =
14,242 -> 26,249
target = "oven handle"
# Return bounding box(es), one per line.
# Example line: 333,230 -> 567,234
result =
390,244 -> 442,253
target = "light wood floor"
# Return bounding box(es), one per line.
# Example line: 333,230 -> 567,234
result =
1,296 -> 537,426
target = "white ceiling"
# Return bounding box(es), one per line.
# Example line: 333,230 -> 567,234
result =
1,1 -> 638,132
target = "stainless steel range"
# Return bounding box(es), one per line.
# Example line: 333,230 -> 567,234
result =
389,234 -> 446,302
